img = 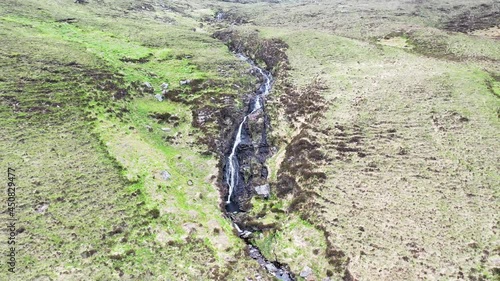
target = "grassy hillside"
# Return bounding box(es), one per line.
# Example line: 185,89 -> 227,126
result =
1,0 -> 499,281
210,0 -> 499,280
0,1 -> 268,280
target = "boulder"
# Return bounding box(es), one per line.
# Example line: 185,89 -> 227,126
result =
254,184 -> 270,198
239,230 -> 252,239
264,263 -> 278,273
160,170 -> 171,181
35,204 -> 49,214
154,94 -> 163,102
180,79 -> 191,86
300,266 -> 313,278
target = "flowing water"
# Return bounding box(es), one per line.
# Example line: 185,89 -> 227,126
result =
222,54 -> 294,280
225,54 -> 271,208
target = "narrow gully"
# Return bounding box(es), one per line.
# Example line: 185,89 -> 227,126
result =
221,53 -> 295,281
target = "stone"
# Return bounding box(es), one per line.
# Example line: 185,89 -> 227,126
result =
467,240 -> 478,248
264,263 -> 278,273
154,94 -> 163,102
161,127 -> 171,132
160,83 -> 169,90
179,79 -> 191,86
160,170 -> 171,181
300,266 -> 313,278
81,249 -> 97,258
248,247 -> 261,259
254,184 -> 270,198
187,180 -> 193,186
35,204 -> 49,214
146,125 -> 153,132
239,230 -> 252,239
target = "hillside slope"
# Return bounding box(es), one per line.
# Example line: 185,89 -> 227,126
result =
1,0 -> 499,281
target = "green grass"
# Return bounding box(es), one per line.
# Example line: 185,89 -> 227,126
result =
0,1 -> 264,280
3,0 -> 499,280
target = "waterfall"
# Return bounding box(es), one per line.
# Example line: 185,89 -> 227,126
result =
225,61 -> 273,207
221,52 -> 295,280
226,116 -> 247,204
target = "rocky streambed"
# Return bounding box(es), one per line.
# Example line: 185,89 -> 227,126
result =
221,53 -> 295,281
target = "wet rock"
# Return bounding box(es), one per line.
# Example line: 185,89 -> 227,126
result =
265,263 -> 278,273
254,184 -> 270,198
180,79 -> 191,86
154,94 -> 163,102
248,247 -> 261,259
160,170 -> 171,181
300,266 -> 313,278
239,230 -> 253,239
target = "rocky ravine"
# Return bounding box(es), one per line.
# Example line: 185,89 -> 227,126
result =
220,49 -> 295,280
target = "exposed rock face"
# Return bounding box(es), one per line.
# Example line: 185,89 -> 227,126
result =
213,29 -> 289,72
229,104 -> 271,209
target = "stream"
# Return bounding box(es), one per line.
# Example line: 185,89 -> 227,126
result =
222,53 -> 295,281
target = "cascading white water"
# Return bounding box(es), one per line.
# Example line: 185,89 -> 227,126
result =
255,68 -> 272,96
226,115 -> 247,204
254,96 -> 262,112
225,59 -> 272,206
